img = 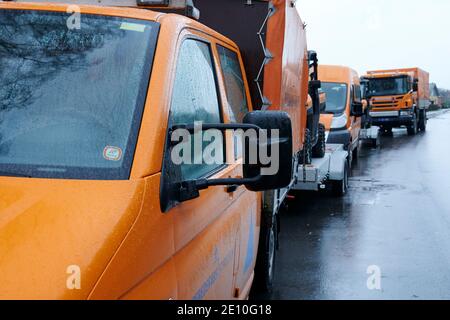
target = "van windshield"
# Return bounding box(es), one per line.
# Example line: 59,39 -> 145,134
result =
321,82 -> 348,114
367,76 -> 409,97
0,10 -> 159,179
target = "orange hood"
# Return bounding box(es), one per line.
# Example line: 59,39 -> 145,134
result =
0,177 -> 146,299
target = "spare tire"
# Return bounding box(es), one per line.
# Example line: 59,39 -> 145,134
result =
312,123 -> 326,158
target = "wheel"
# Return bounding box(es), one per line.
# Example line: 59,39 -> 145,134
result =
332,160 -> 349,197
299,129 -> 312,165
407,112 -> 418,136
254,191 -> 278,294
418,109 -> 427,131
312,123 -> 326,158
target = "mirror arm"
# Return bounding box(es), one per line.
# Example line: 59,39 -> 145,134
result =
195,176 -> 261,190
177,176 -> 262,202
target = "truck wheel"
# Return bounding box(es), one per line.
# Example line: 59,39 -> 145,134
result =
299,129 -> 312,165
312,123 -> 326,158
254,191 -> 278,294
407,112 -> 418,136
332,161 -> 349,197
418,109 -> 427,131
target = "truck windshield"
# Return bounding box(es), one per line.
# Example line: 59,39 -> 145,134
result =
321,82 -> 348,114
367,77 -> 409,97
0,10 -> 159,180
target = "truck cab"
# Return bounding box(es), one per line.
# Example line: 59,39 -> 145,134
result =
364,68 -> 430,135
318,65 -> 364,165
0,0 -> 297,299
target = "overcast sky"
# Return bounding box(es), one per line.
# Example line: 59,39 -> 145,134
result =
298,0 -> 450,88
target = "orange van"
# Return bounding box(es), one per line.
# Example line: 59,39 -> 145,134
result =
318,65 -> 364,165
0,0 -> 308,299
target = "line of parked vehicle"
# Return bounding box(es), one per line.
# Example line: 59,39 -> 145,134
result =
0,0 -> 431,300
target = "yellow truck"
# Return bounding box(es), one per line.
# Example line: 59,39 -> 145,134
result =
363,68 -> 430,135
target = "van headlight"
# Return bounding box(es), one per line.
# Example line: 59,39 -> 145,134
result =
331,113 -> 348,129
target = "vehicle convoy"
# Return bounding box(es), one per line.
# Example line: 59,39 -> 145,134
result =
292,65 -> 364,196
0,0 -> 312,299
363,68 -> 430,135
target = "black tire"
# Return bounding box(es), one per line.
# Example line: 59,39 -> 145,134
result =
332,160 -> 349,197
407,112 -> 418,136
254,192 -> 278,294
299,129 -> 312,165
312,123 -> 326,158
418,109 -> 427,132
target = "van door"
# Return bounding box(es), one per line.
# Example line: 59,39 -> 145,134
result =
167,34 -> 257,300
216,43 -> 260,297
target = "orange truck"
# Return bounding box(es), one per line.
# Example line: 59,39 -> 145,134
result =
363,68 -> 430,135
0,0 -> 311,299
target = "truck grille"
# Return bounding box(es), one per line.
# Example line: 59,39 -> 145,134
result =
371,96 -> 404,108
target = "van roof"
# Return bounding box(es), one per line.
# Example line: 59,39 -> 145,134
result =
0,1 -> 164,20
318,65 -> 359,85
0,0 -> 202,20
0,1 -> 239,50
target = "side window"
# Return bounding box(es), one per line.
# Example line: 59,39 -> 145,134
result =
217,45 -> 249,123
170,39 -> 224,181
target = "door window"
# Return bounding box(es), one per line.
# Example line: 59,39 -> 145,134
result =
170,39 -> 224,180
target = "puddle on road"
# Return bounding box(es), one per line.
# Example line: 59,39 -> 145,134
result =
348,178 -> 408,206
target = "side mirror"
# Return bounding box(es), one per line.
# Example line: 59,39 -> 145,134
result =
351,102 -> 364,117
242,111 -> 293,192
160,111 -> 293,212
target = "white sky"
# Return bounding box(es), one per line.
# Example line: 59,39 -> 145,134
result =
297,0 -> 450,88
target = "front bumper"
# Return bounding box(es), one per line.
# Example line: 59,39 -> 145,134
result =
327,128 -> 351,150
369,110 -> 414,127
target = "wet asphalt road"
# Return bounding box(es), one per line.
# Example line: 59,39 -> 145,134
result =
270,110 -> 450,300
